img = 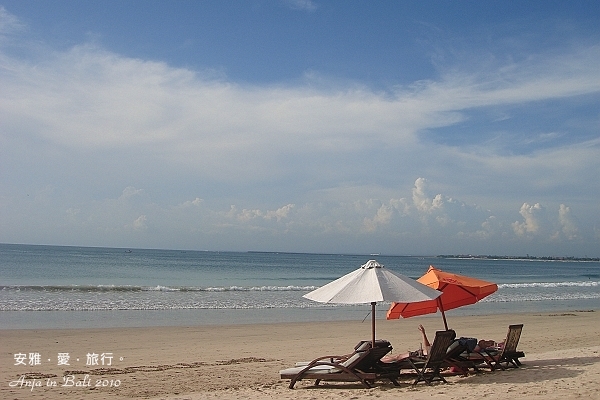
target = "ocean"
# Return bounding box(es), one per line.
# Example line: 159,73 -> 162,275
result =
0,243 -> 598,329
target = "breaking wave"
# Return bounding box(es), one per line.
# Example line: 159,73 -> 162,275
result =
1,281 -> 598,312
498,281 -> 599,288
0,284 -> 318,293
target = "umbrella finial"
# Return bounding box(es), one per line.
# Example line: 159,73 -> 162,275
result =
362,260 -> 383,269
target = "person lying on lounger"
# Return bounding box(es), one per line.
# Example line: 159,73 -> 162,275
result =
380,326 -> 504,363
475,339 -> 504,351
380,324 -> 431,362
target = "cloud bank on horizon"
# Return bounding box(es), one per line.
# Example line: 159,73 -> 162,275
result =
1,2 -> 599,256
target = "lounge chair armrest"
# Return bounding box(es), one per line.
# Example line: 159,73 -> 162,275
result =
305,355 -> 348,366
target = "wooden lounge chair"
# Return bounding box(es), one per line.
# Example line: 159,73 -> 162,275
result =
280,339 -> 399,388
479,324 -> 525,370
408,329 -> 456,385
443,337 -> 483,375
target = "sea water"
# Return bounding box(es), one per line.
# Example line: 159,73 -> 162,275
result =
0,244 -> 598,329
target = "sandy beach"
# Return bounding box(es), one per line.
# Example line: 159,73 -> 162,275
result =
2,310 -> 599,399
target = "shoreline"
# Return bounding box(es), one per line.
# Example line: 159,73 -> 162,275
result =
2,310 -> 599,399
0,307 -> 597,331
2,298 -> 599,330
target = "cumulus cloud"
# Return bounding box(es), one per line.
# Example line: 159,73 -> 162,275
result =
1,177 -> 592,254
512,202 -> 582,242
218,178 -> 496,241
363,203 -> 394,232
179,197 -> 203,208
120,187 -> 144,199
130,215 -> 147,231
265,204 -> 295,222
412,178 -> 432,213
222,204 -> 295,223
512,203 -> 546,236
557,204 -> 579,240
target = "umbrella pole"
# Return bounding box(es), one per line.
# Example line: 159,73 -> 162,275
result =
371,302 -> 376,347
437,297 -> 449,330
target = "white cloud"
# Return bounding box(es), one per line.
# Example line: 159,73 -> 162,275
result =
179,197 -> 203,208
120,187 -> 144,199
557,204 -> 579,240
412,177 -> 431,213
283,0 -> 318,12
362,204 -> 394,232
512,202 -> 584,243
512,202 -> 544,236
266,204 -> 295,222
130,215 -> 147,231
3,39 -> 599,186
0,6 -> 24,37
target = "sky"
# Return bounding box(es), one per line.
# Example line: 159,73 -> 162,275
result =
1,1 -> 600,256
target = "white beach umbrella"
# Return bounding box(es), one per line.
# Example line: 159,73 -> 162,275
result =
303,260 -> 442,346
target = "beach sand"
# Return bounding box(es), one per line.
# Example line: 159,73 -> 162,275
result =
2,310 -> 599,399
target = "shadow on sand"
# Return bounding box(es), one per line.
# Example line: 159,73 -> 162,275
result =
455,356 -> 599,385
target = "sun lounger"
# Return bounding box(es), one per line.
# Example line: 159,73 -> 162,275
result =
408,329 -> 456,385
442,337 -> 484,375
280,339 -> 400,388
479,324 -> 525,370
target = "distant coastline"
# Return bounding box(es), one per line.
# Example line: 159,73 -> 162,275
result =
438,254 -> 600,262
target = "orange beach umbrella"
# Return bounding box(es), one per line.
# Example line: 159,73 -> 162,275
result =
386,265 -> 498,330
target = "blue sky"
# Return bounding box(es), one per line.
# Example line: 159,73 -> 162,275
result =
1,1 -> 600,256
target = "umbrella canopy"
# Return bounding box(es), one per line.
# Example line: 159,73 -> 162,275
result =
304,260 -> 442,345
386,265 -> 498,329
